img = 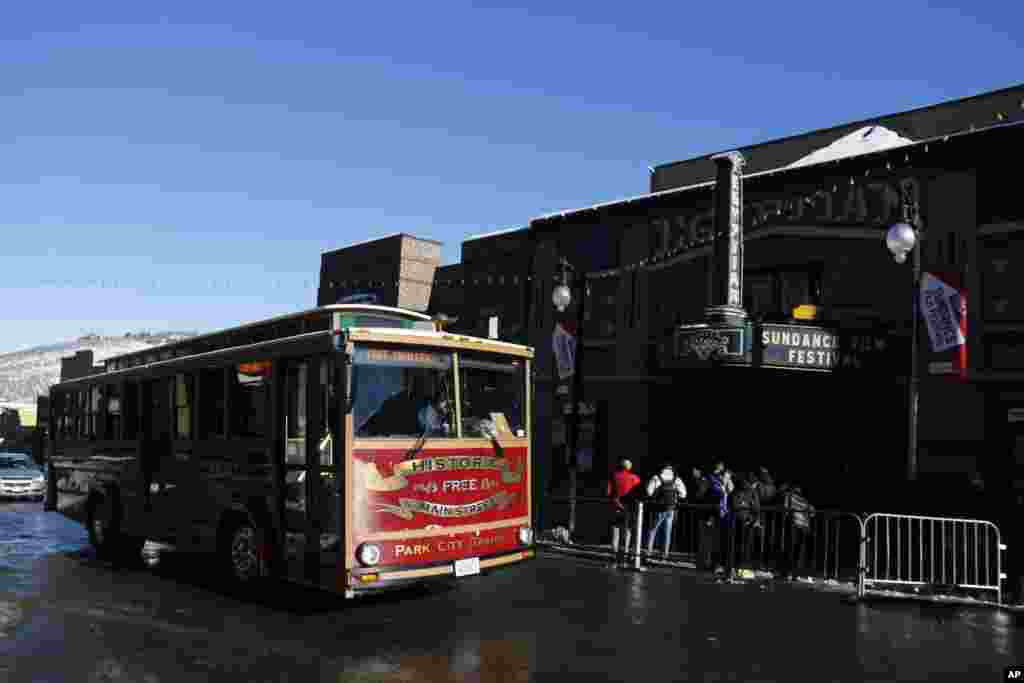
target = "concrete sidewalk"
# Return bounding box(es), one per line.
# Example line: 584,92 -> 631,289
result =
537,540 -> 1020,610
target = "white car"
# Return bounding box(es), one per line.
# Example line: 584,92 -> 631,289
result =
0,452 -> 46,501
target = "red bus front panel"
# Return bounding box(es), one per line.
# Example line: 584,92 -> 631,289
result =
351,442 -> 529,572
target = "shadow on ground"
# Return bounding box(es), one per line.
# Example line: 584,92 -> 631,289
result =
63,544 -> 457,616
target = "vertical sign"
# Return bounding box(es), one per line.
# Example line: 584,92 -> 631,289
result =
921,270 -> 967,378
708,150 -> 746,318
728,154 -> 744,309
552,322 -> 576,380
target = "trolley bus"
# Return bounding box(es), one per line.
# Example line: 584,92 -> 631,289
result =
45,305 -> 534,596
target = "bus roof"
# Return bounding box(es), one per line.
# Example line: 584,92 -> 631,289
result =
345,327 -> 535,358
52,305 -> 531,388
101,305 -> 434,368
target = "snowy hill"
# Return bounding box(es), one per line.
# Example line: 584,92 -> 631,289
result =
0,332 -> 197,406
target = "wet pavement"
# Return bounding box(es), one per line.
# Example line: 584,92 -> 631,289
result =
0,504 -> 1021,682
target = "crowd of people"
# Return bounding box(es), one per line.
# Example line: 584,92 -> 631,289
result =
606,459 -> 815,582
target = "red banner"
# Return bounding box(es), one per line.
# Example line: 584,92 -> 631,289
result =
353,445 -> 529,537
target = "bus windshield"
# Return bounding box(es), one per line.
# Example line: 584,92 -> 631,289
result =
353,347 -> 455,438
459,354 -> 526,438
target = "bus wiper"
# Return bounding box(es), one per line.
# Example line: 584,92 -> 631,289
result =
405,426 -> 430,460
479,419 -> 503,458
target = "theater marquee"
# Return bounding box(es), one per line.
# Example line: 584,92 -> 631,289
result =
760,323 -> 889,371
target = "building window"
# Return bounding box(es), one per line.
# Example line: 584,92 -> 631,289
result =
744,266 -> 823,321
175,374 -> 193,439
200,368 -> 226,438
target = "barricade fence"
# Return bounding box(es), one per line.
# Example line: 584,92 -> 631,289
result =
538,497 -> 1009,604
862,513 -> 1005,604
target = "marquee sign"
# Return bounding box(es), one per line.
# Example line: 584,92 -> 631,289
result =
760,323 -> 890,371
675,324 -> 748,362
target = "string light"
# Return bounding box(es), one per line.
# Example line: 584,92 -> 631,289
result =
405,140 -> 955,290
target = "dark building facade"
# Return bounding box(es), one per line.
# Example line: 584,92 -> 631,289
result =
318,233 -> 442,311
313,85 -> 1024,533
59,350 -> 104,382
454,84 -> 1024,524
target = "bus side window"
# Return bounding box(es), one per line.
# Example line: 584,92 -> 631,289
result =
231,362 -> 269,439
105,384 -> 122,440
123,382 -> 139,440
175,374 -> 193,439
200,368 -> 226,438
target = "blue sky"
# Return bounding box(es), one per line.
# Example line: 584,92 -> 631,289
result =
1,1 -> 1022,352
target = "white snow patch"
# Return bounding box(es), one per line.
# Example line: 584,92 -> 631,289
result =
786,125 -> 915,169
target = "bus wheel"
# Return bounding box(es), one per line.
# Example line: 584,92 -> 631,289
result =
87,492 -> 120,561
86,490 -> 144,565
220,516 -> 262,588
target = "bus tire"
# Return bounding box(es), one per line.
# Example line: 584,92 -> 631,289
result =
218,513 -> 264,590
86,488 -> 141,564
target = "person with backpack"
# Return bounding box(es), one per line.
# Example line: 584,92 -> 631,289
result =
731,472 -> 764,578
607,459 -> 642,568
707,462 -> 736,579
757,466 -> 776,505
645,463 -> 687,559
781,484 -> 815,580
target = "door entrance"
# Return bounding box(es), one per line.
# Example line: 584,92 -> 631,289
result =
282,357 -> 341,585
141,378 -> 174,521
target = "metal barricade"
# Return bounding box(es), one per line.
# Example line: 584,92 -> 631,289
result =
862,513 -> 1006,604
539,496 -> 646,568
539,497 -> 1011,606
653,502 -> 862,584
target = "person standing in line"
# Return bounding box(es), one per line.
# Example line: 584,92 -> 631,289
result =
732,473 -> 764,578
607,459 -> 642,568
782,485 -> 815,580
708,462 -> 736,579
645,464 -> 687,559
694,467 -> 718,571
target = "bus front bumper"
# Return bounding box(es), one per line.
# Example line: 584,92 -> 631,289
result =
346,547 -> 535,596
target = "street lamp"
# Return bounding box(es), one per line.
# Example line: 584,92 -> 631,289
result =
886,194 -> 922,482
553,258 -> 584,537
552,283 -> 572,313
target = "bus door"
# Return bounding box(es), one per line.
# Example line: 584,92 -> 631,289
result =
282,357 -> 341,585
141,378 -> 174,521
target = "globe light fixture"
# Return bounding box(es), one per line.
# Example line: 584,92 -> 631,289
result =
886,222 -> 917,264
552,283 -> 572,312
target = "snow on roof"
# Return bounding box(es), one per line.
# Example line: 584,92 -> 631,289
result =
322,232 -> 441,254
464,226 -> 527,242
786,126 -> 915,169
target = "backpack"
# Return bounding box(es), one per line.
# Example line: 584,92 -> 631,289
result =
731,487 -> 752,515
651,478 -> 680,509
693,476 -> 710,502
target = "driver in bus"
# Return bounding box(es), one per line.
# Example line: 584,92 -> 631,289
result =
417,391 -> 451,436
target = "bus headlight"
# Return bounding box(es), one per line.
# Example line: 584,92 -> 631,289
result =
357,543 -> 381,567
518,528 -> 533,546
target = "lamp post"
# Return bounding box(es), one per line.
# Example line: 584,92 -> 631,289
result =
552,258 -> 584,537
885,187 -> 922,482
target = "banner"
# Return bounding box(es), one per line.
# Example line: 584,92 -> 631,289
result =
552,322 -> 577,380
920,272 -> 966,353
376,491 -> 517,520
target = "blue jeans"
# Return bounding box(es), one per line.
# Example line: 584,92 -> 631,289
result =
647,510 -> 675,555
